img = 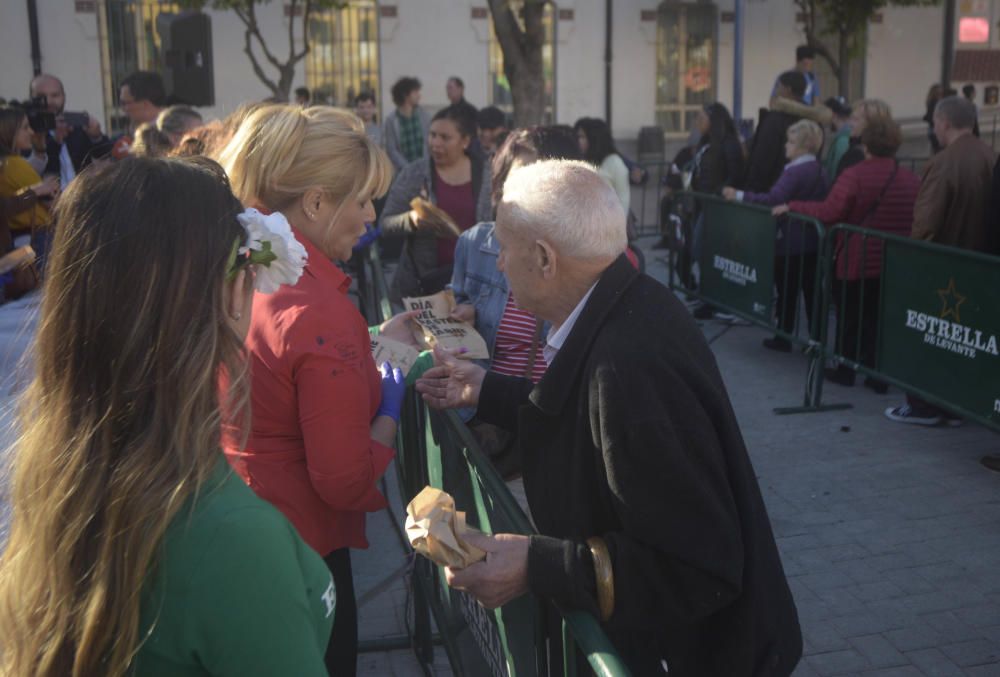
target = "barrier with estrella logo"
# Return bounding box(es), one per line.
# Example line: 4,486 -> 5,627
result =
668,192 -> 847,414
824,224 -> 1000,430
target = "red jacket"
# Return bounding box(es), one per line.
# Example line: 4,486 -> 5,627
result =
789,157 -> 920,280
224,228 -> 394,556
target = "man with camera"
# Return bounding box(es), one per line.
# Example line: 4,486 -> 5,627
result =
28,74 -> 108,185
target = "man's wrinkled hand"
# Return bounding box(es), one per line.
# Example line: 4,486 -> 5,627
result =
444,532 -> 529,609
414,346 -> 485,409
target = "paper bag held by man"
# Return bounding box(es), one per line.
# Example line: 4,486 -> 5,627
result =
402,290 -> 490,360
405,486 -> 486,569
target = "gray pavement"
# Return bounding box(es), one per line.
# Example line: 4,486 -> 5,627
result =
358,239 -> 1000,675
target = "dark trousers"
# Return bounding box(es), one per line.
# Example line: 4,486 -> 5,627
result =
774,253 -> 818,336
324,548 -> 358,677
834,277 -> 881,369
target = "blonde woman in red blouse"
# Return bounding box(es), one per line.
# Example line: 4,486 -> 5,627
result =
219,104 -> 415,676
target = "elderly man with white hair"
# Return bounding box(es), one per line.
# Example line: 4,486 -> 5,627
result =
416,160 -> 802,675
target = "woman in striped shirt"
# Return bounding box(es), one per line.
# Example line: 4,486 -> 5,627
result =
449,127 -> 581,484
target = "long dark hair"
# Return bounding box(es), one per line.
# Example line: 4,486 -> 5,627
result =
700,103 -> 738,149
0,106 -> 27,156
0,156 -> 250,676
574,117 -> 619,165
491,125 -> 581,207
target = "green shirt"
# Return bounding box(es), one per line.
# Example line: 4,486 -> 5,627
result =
398,109 -> 425,164
134,460 -> 334,676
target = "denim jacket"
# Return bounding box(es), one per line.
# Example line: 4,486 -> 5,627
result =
450,221 -> 551,420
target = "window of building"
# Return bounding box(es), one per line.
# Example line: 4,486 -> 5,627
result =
97,0 -> 180,135
306,1 -> 380,112
488,2 -> 556,123
959,17 -> 991,44
655,2 -> 717,137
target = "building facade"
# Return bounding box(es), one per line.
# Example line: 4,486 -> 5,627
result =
0,1 -> 992,143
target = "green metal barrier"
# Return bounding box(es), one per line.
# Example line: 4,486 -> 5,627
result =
822,224 -> 1000,431
669,191 -> 847,414
362,246 -> 632,677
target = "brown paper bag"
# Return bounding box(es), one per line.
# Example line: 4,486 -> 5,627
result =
409,197 -> 462,238
405,486 -> 486,569
370,334 -> 420,377
402,290 -> 490,360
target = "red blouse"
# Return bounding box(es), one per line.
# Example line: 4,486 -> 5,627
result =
223,228 -> 394,556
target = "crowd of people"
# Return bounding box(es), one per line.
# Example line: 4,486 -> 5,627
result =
0,47 -> 997,676
661,45 -> 999,428
0,65 -> 806,677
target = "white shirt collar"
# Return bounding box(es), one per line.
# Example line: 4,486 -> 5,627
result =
542,282 -> 598,365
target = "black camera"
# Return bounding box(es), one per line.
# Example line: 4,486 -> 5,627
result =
23,96 -> 56,134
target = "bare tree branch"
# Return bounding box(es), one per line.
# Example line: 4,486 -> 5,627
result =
293,0 -> 315,63
244,1 -> 283,71
243,27 -> 280,94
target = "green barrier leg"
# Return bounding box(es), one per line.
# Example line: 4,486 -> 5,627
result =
775,231 -> 852,415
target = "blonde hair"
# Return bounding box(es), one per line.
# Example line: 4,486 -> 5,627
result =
786,119 -> 824,155
0,156 -> 249,676
219,104 -> 393,214
852,98 -> 892,126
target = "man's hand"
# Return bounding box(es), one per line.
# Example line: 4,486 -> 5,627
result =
378,309 -> 421,347
772,204 -> 790,217
449,303 -> 475,324
84,112 -> 103,140
31,175 -> 60,198
53,117 -> 69,145
445,532 -> 530,609
721,186 -> 737,201
415,345 -> 485,409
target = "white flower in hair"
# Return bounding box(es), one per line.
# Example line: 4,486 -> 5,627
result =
234,208 -> 308,294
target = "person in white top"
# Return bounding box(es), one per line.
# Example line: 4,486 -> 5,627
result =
574,117 -> 630,213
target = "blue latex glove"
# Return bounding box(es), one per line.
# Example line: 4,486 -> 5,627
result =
376,361 -> 405,423
353,223 -> 381,252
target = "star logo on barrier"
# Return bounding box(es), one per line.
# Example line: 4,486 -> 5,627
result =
937,278 -> 966,323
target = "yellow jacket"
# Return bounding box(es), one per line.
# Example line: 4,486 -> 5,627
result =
0,155 -> 50,232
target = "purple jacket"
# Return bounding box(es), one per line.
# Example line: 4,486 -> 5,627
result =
741,156 -> 828,254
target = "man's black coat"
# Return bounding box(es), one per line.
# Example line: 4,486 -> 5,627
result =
742,108 -> 801,192
477,255 -> 802,676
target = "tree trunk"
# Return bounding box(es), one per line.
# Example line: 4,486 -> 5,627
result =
506,45 -> 545,126
838,27 -> 851,98
488,0 -> 547,127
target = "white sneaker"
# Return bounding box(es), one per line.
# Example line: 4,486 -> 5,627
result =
884,405 -> 942,426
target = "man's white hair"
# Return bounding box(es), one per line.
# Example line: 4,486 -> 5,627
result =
497,159 -> 627,259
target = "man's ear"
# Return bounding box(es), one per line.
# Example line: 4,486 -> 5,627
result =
535,239 -> 558,279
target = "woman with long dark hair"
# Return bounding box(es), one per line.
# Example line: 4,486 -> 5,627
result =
0,107 -> 59,238
0,156 -> 333,676
574,117 -> 630,212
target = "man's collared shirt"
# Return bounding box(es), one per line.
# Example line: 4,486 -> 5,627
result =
542,282 -> 598,366
51,131 -> 76,186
